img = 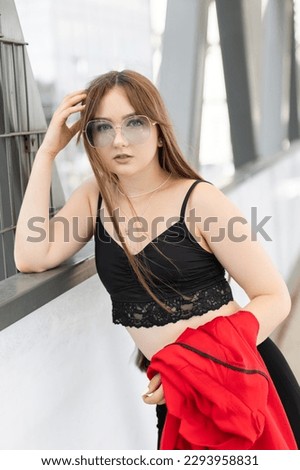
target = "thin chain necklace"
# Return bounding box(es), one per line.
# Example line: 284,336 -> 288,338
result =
117,173 -> 171,238
118,173 -> 171,198
119,191 -> 157,237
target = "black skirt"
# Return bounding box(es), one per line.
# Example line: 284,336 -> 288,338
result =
155,337 -> 300,449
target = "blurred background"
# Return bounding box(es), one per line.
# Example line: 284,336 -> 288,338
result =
14,0 -> 234,197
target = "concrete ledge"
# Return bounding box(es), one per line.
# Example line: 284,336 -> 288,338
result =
0,241 -> 96,331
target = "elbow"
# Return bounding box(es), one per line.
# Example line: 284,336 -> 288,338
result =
14,252 -> 28,273
283,290 -> 292,319
14,252 -> 48,273
276,283 -> 292,320
15,261 -> 47,273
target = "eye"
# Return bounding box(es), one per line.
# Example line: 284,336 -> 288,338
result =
94,122 -> 113,132
126,117 -> 145,128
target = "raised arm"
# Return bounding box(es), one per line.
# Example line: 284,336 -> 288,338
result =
191,182 -> 291,344
14,90 -> 97,273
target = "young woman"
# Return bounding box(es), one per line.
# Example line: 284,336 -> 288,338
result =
14,70 -> 299,449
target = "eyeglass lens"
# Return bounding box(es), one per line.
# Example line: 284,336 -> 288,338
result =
86,115 -> 151,148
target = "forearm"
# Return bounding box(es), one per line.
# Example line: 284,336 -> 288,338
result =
14,149 -> 55,271
242,287 -> 291,344
14,91 -> 86,272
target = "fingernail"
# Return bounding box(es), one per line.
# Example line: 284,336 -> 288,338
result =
142,388 -> 154,397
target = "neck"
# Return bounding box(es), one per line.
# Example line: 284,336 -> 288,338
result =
117,169 -> 172,198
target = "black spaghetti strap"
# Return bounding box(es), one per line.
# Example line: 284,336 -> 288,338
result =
180,179 -> 207,220
97,192 -> 102,213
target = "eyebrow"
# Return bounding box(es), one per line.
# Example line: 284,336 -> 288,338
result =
93,112 -> 137,121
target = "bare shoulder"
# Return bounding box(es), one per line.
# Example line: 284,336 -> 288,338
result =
186,179 -> 248,246
191,179 -> 224,200
76,174 -> 100,215
188,179 -> 241,218
169,177 -> 207,194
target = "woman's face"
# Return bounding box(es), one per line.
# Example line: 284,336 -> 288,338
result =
91,86 -> 161,176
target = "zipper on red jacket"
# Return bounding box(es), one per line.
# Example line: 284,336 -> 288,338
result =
169,342 -> 270,381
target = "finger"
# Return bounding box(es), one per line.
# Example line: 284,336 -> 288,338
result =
66,103 -> 86,116
55,104 -> 86,123
141,373 -> 161,399
64,93 -> 87,106
56,93 -> 87,113
142,384 -> 165,405
142,378 -> 163,399
144,394 -> 165,405
63,89 -> 87,100
148,373 -> 162,393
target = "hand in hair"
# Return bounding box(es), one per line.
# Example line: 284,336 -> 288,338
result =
40,90 -> 86,160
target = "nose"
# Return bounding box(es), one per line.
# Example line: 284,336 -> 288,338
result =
112,125 -> 129,147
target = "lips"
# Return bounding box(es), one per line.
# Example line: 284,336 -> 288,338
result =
114,154 -> 133,160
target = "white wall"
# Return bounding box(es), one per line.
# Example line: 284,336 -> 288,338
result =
0,275 -> 157,450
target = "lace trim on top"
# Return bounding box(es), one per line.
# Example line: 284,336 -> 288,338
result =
112,279 -> 234,328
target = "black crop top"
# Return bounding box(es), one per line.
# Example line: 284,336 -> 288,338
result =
94,179 -> 233,328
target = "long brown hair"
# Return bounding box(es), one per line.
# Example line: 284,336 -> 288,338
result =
78,70 -> 204,366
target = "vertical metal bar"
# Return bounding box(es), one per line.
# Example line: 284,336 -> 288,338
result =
0,14 -> 3,38
12,44 -> 20,131
158,0 -> 210,170
4,229 -> 16,277
288,2 -> 299,141
4,137 -> 13,228
1,43 -> 9,134
6,136 -> 13,230
0,235 -> 5,281
0,147 -> 3,234
0,42 -> 4,136
14,45 -> 26,222
215,0 -> 257,168
1,139 -> 8,280
21,44 -> 30,131
8,44 -> 17,225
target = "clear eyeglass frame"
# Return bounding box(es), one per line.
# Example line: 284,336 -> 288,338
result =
84,114 -> 158,148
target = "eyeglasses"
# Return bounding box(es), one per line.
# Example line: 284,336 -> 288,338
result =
84,115 -> 157,148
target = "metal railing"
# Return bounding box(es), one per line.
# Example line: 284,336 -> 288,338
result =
0,12 -> 65,281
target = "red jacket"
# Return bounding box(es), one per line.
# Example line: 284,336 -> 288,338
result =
147,310 -> 297,450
